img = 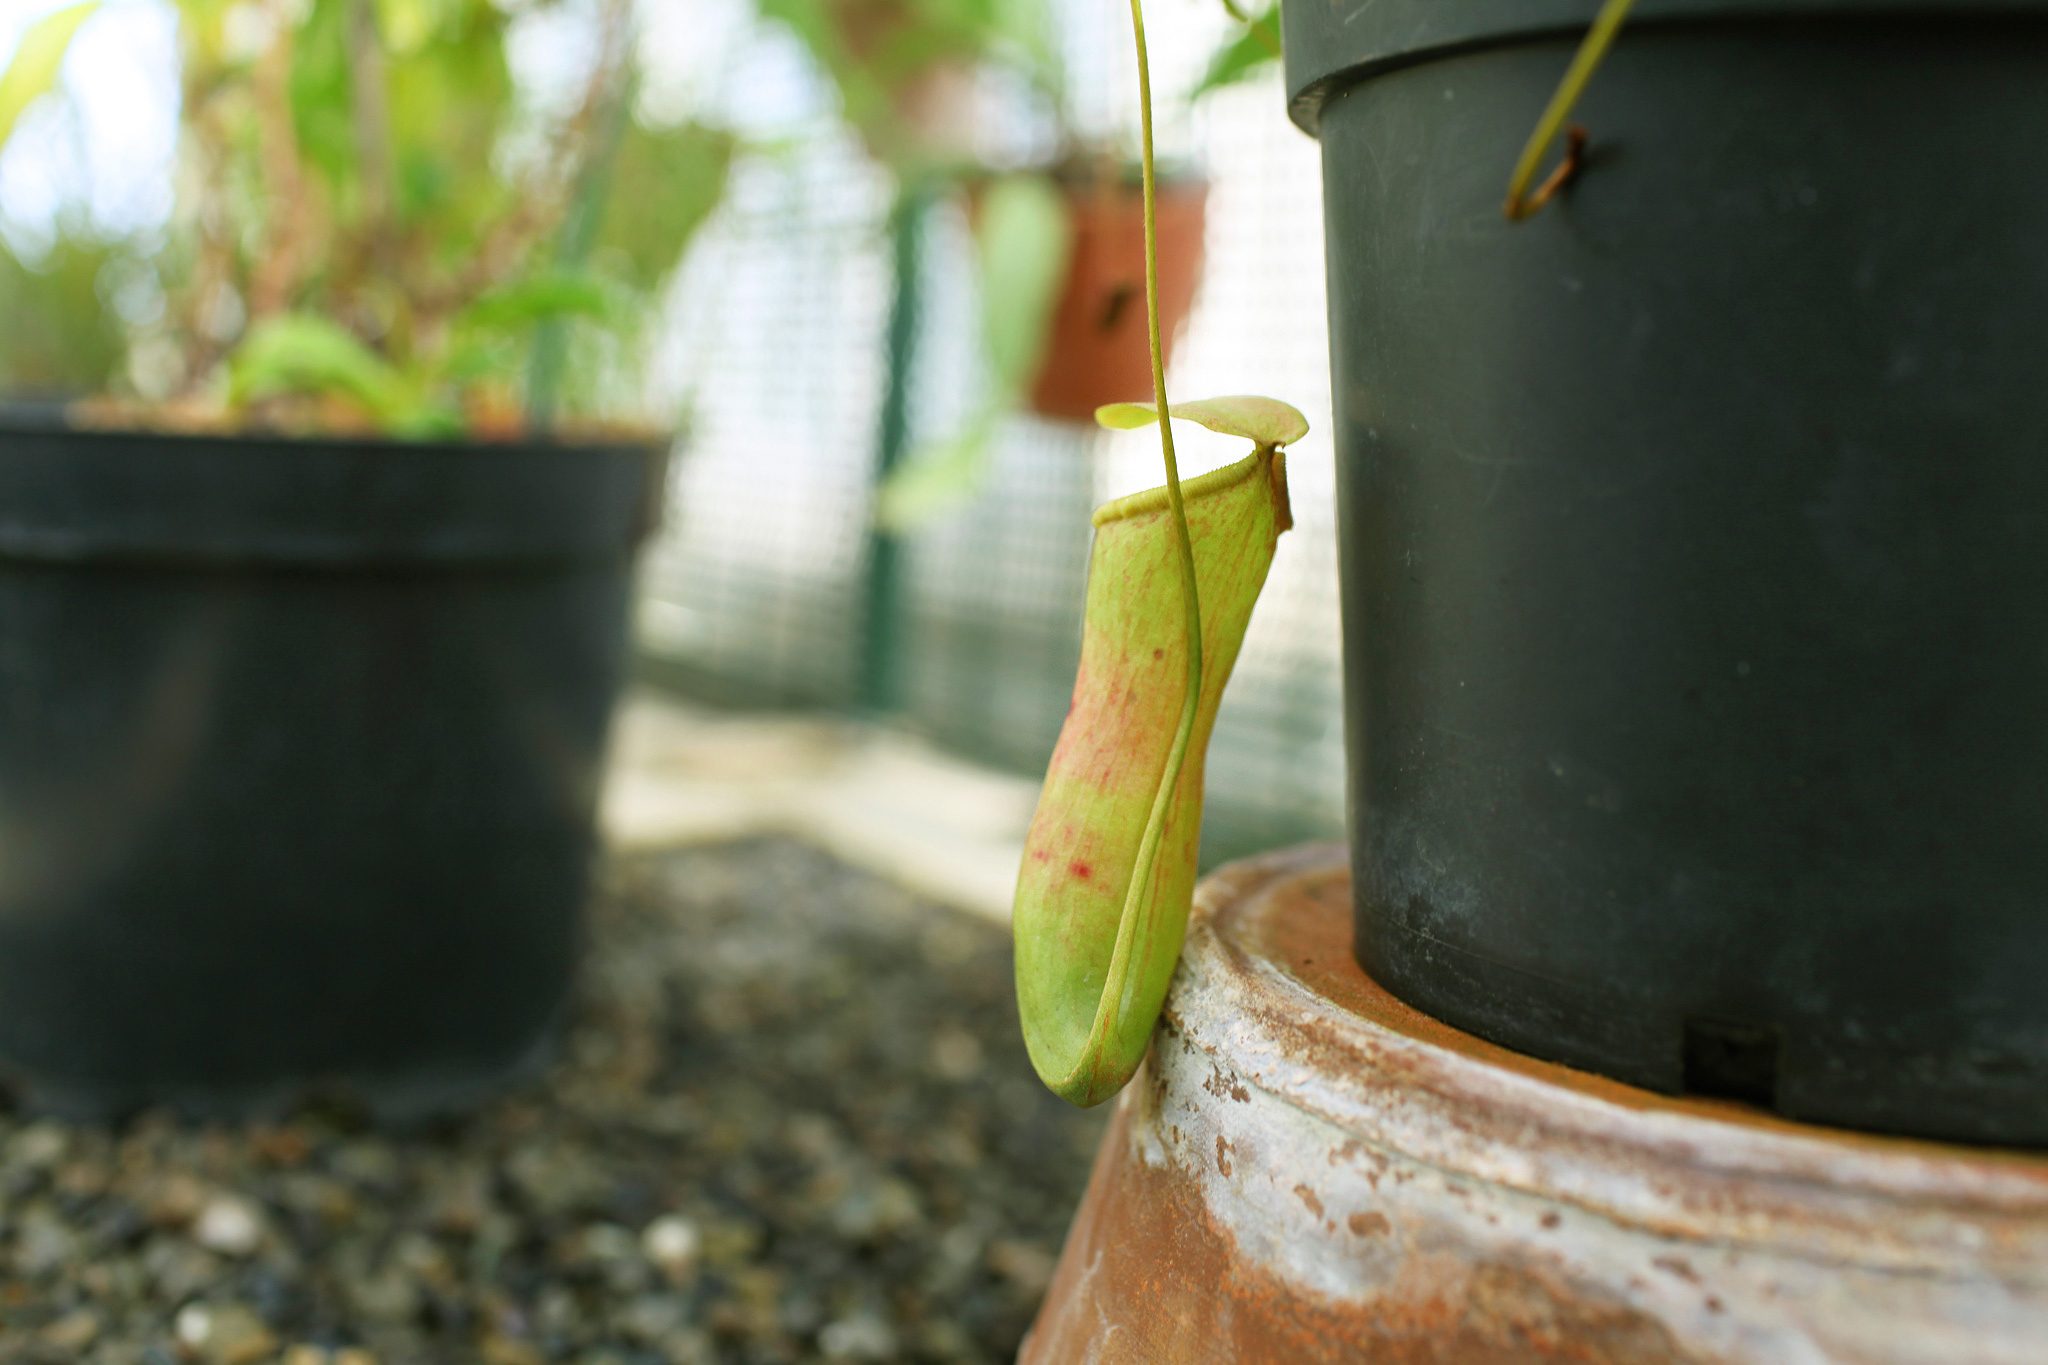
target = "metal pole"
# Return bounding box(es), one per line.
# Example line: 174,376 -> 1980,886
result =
860,184 -> 926,713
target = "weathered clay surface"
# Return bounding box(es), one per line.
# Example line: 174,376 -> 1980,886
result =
1019,845 -> 2048,1364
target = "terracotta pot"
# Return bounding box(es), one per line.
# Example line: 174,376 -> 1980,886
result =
1028,180 -> 1207,423
1023,845 -> 2048,1364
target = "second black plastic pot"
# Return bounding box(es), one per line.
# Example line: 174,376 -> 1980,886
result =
0,419 -> 666,1120
1286,0 -> 2048,1144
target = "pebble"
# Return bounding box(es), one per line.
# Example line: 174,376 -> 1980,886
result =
343,1261 -> 423,1324
819,1313 -> 899,1360
193,1194 -> 264,1256
639,1213 -> 700,1285
988,1237 -> 1061,1296
0,840 -> 1105,1363
147,1171 -> 209,1226
174,1301 -> 276,1364
37,1309 -> 99,1351
6,1120 -> 67,1172
13,1205 -> 80,1278
143,1235 -> 223,1301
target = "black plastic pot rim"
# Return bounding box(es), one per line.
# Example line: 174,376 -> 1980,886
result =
0,415 -> 672,571
0,409 -> 672,456
1281,0 -> 2048,134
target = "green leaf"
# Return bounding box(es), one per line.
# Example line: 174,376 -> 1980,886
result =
292,0 -> 514,233
1096,394 -> 1309,448
290,0 -> 358,192
227,313 -> 448,433
375,0 -> 467,56
0,235 -> 127,393
0,2 -> 98,152
976,173 -> 1071,398
876,174 -> 1070,530
876,414 -> 996,531
1014,445 -> 1293,1106
592,118 -> 735,289
458,269 -> 629,333
1190,4 -> 1280,102
386,0 -> 511,239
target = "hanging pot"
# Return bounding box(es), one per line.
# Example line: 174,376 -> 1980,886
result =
1028,177 -> 1207,423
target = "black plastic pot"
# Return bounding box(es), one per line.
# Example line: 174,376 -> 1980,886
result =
1285,0 -> 2048,1144
0,419 -> 666,1120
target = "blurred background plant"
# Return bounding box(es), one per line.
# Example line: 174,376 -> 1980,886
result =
0,3 -> 131,404
1,0 -> 736,437
758,0 -> 1061,176
759,0 -> 1275,176
757,0 -> 1279,528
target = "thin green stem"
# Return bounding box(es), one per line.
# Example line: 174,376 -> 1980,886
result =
1503,0 -> 1635,221
528,55 -> 637,431
1083,0 -> 1205,1058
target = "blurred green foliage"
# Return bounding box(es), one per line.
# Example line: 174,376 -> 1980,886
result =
3,0 -> 734,436
1192,3 -> 1281,102
761,0 -> 1279,174
0,4 -> 126,400
759,0 -> 1059,173
0,235 -> 129,399
171,0 -> 733,434
0,1 -> 96,148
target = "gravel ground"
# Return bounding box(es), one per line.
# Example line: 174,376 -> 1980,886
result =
0,839 -> 1108,1365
